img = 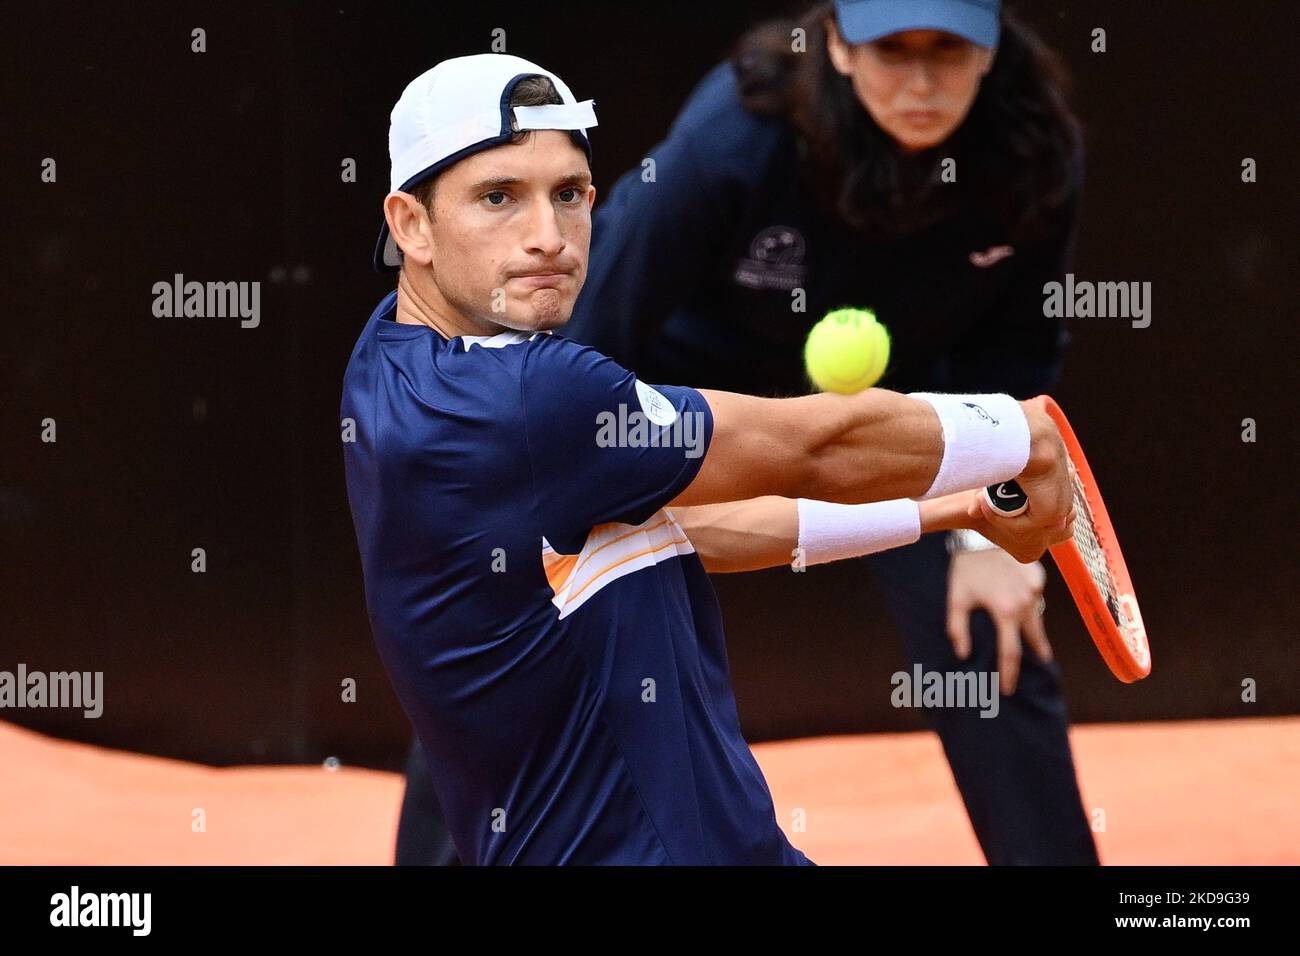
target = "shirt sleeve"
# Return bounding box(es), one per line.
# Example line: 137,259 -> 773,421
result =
519,335 -> 714,553
949,141 -> 1086,399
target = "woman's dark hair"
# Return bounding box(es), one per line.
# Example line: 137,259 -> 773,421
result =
733,3 -> 1081,243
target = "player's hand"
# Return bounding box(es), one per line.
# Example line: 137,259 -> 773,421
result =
967,397 -> 1075,562
947,549 -> 1051,695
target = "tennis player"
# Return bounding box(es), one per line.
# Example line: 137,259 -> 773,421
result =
342,53 -> 1074,865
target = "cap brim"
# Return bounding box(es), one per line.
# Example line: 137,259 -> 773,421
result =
836,0 -> 1000,48
373,221 -> 400,274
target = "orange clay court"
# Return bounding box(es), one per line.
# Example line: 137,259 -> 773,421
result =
5,716 -> 1297,865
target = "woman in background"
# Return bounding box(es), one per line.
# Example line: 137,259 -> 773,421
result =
562,0 -> 1096,864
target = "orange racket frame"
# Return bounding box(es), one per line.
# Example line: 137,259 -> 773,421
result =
983,397 -> 1151,682
1043,397 -> 1151,682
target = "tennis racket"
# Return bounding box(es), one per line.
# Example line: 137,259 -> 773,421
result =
982,396 -> 1151,683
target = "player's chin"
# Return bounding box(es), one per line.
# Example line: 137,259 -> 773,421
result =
512,287 -> 576,332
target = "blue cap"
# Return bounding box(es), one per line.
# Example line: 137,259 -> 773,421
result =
833,0 -> 1001,48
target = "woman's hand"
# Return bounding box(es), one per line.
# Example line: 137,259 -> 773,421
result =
947,547 -> 1051,695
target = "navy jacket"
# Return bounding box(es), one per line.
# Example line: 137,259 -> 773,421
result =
566,60 -> 1083,400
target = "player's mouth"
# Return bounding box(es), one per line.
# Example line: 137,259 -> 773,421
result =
508,270 -> 574,289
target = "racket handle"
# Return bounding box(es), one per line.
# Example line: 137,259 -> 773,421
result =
983,480 -> 1030,517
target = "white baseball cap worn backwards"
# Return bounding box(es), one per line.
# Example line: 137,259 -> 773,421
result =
373,54 -> 598,273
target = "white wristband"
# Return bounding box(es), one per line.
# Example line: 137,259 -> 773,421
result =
795,498 -> 921,567
907,393 -> 1031,501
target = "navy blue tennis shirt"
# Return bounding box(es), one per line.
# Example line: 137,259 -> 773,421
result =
341,292 -> 812,865
566,61 -> 1083,399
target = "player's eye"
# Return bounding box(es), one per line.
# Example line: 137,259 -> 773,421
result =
484,190 -> 509,206
557,187 -> 579,202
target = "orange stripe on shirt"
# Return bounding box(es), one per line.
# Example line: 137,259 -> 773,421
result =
570,518 -> 673,579
545,516 -> 675,594
542,552 -> 581,593
563,535 -> 690,604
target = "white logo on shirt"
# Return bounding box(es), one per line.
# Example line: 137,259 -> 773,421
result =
634,379 -> 678,427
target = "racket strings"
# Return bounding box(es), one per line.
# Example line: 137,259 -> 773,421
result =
1070,471 -> 1121,626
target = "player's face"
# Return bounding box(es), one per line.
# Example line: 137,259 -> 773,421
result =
826,26 -> 995,153
426,131 -> 596,333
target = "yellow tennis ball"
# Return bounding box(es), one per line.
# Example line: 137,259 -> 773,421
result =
804,307 -> 891,394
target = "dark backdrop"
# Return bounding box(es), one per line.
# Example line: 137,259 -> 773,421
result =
4,1 -> 1296,769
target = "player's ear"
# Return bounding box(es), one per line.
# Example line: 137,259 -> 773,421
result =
384,191 -> 434,269
585,183 -> 596,211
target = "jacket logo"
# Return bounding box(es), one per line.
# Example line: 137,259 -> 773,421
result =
969,245 -> 1015,268
734,225 -> 807,291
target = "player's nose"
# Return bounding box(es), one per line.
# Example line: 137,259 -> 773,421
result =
521,198 -> 566,257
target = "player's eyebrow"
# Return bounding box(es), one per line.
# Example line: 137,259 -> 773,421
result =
467,176 -> 524,192
554,170 -> 592,188
466,171 -> 591,192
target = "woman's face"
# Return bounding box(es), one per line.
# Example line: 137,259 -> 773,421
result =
826,24 -> 996,153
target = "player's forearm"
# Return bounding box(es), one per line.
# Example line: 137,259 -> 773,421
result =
681,388 -> 1055,512
679,388 -> 940,507
670,497 -> 798,574
797,390 -> 1068,507
672,492 -> 980,574
792,389 -> 946,503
